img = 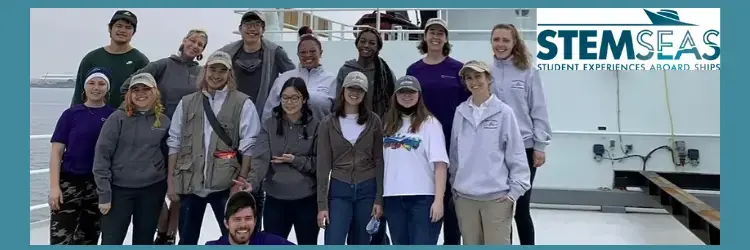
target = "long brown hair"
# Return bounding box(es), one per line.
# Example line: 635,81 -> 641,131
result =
491,24 -> 531,70
383,92 -> 433,136
124,87 -> 165,128
333,88 -> 370,125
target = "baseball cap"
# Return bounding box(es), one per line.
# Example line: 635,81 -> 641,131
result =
206,51 -> 233,68
459,60 -> 492,77
342,71 -> 368,92
395,75 -> 422,92
129,73 -> 157,89
110,10 -> 138,27
424,18 -> 448,34
241,10 -> 266,24
224,191 -> 257,218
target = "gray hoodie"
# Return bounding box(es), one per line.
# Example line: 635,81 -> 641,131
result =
490,57 -> 552,152
120,54 -> 202,119
93,108 -> 171,204
448,95 -> 531,202
249,115 -> 320,200
334,59 -> 397,114
218,38 -> 296,115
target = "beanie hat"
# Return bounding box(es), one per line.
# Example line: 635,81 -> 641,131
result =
84,67 -> 112,91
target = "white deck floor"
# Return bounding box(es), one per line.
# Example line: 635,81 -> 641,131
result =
29,206 -> 705,245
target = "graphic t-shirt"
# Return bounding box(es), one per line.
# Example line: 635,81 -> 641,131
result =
382,116 -> 449,197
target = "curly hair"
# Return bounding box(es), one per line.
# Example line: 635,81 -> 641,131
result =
491,24 -> 532,70
124,87 -> 165,128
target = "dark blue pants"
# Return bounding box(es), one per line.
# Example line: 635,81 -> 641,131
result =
442,180 -> 461,244
263,194 -> 320,245
177,189 -> 230,245
324,178 -> 377,245
384,195 -> 441,245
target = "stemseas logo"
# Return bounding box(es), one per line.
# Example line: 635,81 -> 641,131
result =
535,8 -> 720,71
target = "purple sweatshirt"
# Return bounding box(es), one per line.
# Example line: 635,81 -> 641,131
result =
50,104 -> 116,175
405,57 -> 470,148
205,232 -> 296,245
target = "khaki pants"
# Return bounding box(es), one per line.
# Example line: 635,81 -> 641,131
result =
453,195 -> 514,245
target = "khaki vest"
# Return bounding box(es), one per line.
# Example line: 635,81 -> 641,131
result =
172,90 -> 249,195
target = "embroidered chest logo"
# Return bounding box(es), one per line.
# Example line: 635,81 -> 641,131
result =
483,119 -> 499,129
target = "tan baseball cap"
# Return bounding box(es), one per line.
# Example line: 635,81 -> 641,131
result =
459,60 -> 491,77
129,72 -> 157,89
206,51 -> 232,68
342,71 -> 368,92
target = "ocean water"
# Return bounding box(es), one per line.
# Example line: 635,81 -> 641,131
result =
30,88 -> 75,224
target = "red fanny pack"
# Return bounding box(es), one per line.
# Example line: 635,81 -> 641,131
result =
214,151 -> 237,159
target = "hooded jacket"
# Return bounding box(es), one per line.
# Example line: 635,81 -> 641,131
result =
121,54 -> 202,119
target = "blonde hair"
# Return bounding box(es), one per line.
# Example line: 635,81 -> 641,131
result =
196,63 -> 237,91
491,24 -> 532,70
124,87 -> 165,128
179,29 -> 209,61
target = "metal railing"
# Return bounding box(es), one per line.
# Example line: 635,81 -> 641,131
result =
28,129 -> 720,213
231,8 -> 536,41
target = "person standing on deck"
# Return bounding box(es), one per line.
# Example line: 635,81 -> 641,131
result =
166,51 -> 261,245
248,78 -> 321,245
316,72 -> 385,245
449,60 -> 531,245
381,76 -> 449,245
48,67 -> 116,245
262,28 -> 337,122
218,11 -> 296,231
404,18 -> 467,245
334,27 -> 396,244
335,27 -> 397,119
119,28 -> 209,245
205,191 -> 295,245
488,24 -> 552,246
93,73 -> 171,245
71,10 -> 149,109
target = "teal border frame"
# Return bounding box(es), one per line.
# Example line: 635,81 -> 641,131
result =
16,0 -> 736,247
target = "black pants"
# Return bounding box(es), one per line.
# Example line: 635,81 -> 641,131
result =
49,172 -> 101,245
177,189 -> 230,245
511,148 -> 539,245
100,180 -> 167,245
442,181 -> 461,245
251,190 -> 265,233
263,195 -> 319,245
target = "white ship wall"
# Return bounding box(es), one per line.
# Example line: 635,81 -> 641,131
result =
275,39 -> 720,190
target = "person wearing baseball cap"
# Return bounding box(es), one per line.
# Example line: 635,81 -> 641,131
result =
488,24 -> 552,245
71,9 -> 149,109
448,60 -> 531,245
380,75 -> 449,245
218,9 -> 295,115
205,191 -> 294,245
165,50 -> 263,245
405,17 -> 467,245
48,67 -> 117,245
316,71 -> 385,245
94,71 -> 171,245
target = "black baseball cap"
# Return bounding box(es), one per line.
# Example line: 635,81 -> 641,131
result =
241,10 -> 265,24
110,10 -> 138,27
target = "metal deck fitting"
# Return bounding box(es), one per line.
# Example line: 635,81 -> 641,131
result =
618,171 -> 720,245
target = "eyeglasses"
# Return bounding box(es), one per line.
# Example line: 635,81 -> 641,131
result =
281,95 -> 302,103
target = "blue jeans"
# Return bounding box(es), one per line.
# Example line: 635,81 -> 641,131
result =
384,195 -> 441,245
324,178 -> 377,245
177,190 -> 230,245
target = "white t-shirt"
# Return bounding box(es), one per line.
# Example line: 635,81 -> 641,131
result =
339,114 -> 364,144
383,116 -> 449,197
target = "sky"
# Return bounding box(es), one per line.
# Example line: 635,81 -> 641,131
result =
29,8 -> 408,78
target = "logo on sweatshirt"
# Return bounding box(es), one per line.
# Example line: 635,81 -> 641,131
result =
483,119 -> 499,130
126,61 -> 133,65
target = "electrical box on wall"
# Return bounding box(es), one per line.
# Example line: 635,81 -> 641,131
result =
673,141 -> 687,166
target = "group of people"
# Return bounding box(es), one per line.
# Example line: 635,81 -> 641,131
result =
46,9 -> 551,246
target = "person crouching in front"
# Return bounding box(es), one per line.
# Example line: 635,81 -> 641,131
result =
93,72 -> 170,245
448,60 -> 531,245
205,191 -> 295,245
